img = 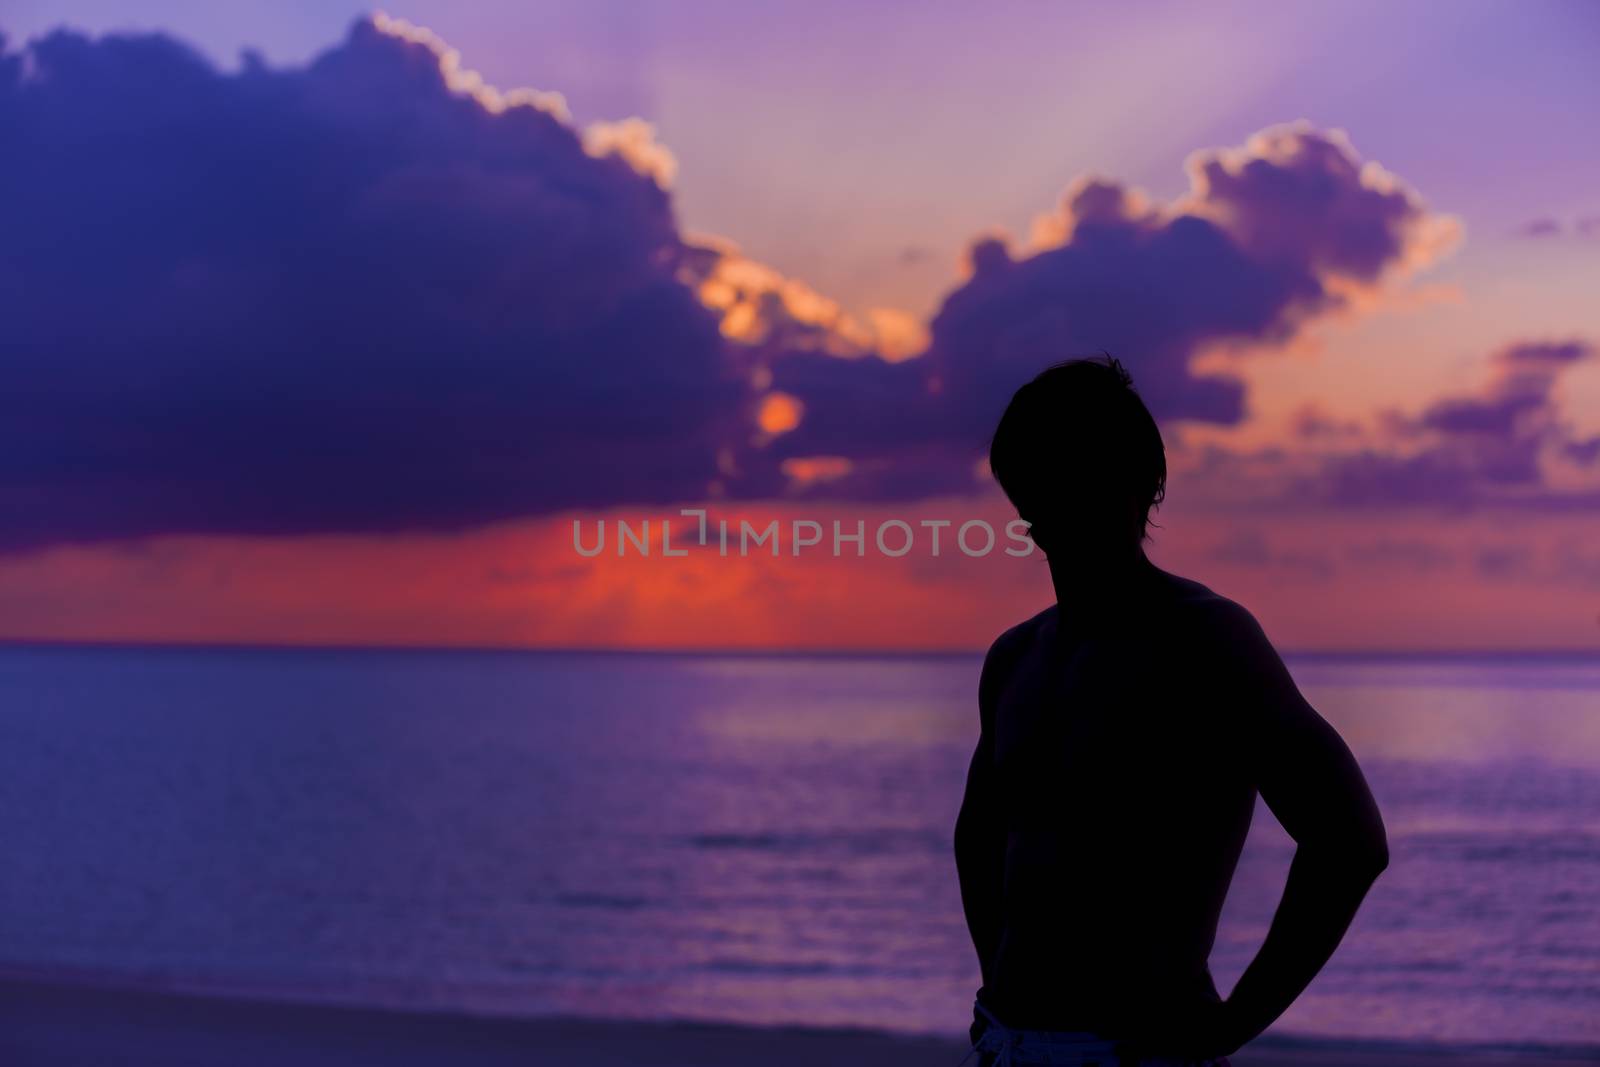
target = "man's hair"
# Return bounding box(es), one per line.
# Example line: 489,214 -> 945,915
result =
988,354 -> 1167,542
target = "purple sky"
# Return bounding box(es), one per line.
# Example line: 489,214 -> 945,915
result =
8,1 -> 1598,318
2,2 -> 1598,650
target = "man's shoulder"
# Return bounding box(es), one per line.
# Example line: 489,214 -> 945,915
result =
978,606 -> 1054,700
985,604 -> 1055,664
1156,575 -> 1279,679
1160,572 -> 1263,637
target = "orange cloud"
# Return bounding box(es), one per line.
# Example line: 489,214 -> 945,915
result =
756,392 -> 804,437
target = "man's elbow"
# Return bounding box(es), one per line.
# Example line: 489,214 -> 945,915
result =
1362,832 -> 1391,878
953,806 -> 978,858
1356,801 -> 1391,878
952,803 -> 998,863
1340,826 -> 1390,881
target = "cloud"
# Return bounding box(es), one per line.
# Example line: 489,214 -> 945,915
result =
1190,339 -> 1600,512
1343,538 -> 1455,571
1291,404 -> 1368,443
1514,215 -> 1600,241
759,123 -> 1459,499
0,18 -> 751,550
1475,543 -> 1533,579
1206,527 -> 1336,577
1312,339 -> 1598,507
0,18 -> 1481,551
582,116 -> 678,187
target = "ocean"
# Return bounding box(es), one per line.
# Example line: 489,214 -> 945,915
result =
0,646 -> 1596,1048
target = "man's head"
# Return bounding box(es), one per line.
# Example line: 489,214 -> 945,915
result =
989,355 -> 1166,557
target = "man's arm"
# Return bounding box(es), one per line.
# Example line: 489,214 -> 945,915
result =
1215,601 -> 1390,1051
953,633 -> 1014,994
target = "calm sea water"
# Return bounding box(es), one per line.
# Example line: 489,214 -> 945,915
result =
0,646 -> 1596,1047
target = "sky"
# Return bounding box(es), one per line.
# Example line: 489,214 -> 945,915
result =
2,1 -> 1599,651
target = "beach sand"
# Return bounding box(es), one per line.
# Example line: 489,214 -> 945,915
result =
0,977 -> 1591,1067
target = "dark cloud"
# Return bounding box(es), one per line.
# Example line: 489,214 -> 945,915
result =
1501,340 -> 1593,366
1207,528 -> 1336,578
1209,528 -> 1272,566
1417,342 -> 1592,452
1515,215 -> 1600,241
1289,340 -> 1599,509
1516,218 -> 1562,238
0,18 -> 1486,550
0,19 -> 748,550
761,124 -> 1457,499
1292,406 -> 1365,441
1175,337 -> 1600,515
1553,540 -> 1600,589
1344,538 -> 1455,571
1475,544 -> 1534,579
1564,436 -> 1600,465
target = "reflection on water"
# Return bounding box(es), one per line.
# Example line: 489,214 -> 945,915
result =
0,647 -> 1595,1044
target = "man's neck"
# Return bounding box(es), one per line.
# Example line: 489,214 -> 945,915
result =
1047,544 -> 1161,632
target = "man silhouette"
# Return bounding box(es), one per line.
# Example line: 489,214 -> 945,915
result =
954,357 -> 1389,1066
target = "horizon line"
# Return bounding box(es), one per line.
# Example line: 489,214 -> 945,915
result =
1,637 -> 1599,661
